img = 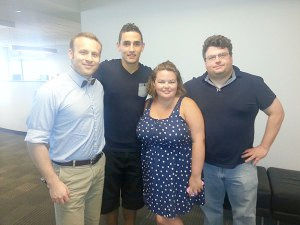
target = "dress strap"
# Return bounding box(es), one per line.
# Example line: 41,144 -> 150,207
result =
174,96 -> 184,111
145,98 -> 153,110
144,98 -> 153,117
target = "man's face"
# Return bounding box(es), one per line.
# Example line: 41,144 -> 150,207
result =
204,46 -> 233,79
68,36 -> 101,77
117,31 -> 144,65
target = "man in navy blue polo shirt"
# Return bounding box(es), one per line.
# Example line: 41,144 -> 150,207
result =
185,35 -> 284,225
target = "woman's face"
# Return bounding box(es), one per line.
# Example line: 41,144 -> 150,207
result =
154,70 -> 178,100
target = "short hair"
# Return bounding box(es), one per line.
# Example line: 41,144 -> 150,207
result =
202,35 -> 232,60
147,60 -> 186,98
118,23 -> 143,43
69,32 -> 102,50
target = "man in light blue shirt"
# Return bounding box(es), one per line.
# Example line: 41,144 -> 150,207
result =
25,32 -> 105,225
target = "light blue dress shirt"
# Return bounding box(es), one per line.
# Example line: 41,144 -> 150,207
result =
25,68 -> 105,162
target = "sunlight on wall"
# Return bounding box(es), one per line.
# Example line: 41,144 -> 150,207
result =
0,46 -> 59,81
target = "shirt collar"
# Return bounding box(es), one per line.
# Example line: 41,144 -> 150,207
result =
68,67 -> 93,88
204,70 -> 236,88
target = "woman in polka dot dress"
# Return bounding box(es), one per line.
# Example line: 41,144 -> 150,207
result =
137,61 -> 205,225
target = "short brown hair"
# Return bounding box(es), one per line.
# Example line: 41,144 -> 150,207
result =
147,60 -> 186,98
69,32 -> 102,50
118,23 -> 143,43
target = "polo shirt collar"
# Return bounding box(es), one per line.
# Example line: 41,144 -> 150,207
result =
204,70 -> 236,89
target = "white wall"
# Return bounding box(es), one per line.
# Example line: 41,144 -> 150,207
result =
0,81 -> 44,131
0,45 -> 70,131
81,0 -> 300,170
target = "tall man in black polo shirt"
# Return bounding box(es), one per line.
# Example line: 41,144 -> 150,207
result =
94,23 -> 151,225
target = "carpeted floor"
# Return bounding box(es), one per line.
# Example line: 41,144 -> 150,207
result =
0,130 -> 232,225
0,130 -> 55,225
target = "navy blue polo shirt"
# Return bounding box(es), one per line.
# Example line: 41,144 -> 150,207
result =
185,66 -> 276,168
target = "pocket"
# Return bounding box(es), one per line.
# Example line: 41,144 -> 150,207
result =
52,164 -> 72,187
138,83 -> 147,97
52,163 -> 62,177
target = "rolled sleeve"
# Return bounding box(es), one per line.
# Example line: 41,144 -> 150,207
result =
25,129 -> 50,144
25,84 -> 56,144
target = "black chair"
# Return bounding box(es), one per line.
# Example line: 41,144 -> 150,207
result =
267,167 -> 300,225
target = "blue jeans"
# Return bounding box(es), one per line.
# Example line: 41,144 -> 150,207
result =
201,162 -> 258,225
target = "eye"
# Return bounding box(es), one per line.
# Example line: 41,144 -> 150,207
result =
122,41 -> 131,47
206,55 -> 216,61
133,41 -> 142,47
218,52 -> 229,58
92,52 -> 99,58
79,50 -> 88,55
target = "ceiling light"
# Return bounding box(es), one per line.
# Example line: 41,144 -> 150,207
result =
0,19 -> 15,29
11,45 -> 58,53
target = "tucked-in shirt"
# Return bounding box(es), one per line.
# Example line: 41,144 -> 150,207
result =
25,68 -> 105,162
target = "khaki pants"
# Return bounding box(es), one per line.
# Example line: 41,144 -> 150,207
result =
53,154 -> 105,225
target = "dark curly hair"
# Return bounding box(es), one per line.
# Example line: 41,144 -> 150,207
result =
202,35 -> 232,60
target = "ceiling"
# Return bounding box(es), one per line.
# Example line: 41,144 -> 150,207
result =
0,0 -> 112,47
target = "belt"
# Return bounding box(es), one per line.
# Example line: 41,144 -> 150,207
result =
52,152 -> 104,167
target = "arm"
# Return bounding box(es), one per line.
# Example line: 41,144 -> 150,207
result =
181,97 -> 205,196
27,143 -> 70,204
242,97 -> 284,165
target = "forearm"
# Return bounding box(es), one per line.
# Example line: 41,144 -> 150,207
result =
191,140 -> 205,178
260,108 -> 284,151
27,143 -> 59,185
27,142 -> 70,203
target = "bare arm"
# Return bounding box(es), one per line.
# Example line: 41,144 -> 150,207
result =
242,97 -> 285,165
181,97 -> 205,196
27,143 -> 70,204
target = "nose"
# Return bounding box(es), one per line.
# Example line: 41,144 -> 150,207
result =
215,55 -> 222,62
163,81 -> 170,87
129,43 -> 135,52
84,53 -> 91,60
84,53 -> 94,62
214,56 -> 220,62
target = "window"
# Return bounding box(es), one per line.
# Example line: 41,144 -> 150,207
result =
0,46 -> 59,81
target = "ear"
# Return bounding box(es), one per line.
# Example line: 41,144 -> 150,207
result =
68,48 -> 74,59
116,42 -> 121,52
141,42 -> 145,52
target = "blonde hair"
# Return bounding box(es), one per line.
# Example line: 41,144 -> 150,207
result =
69,32 -> 102,50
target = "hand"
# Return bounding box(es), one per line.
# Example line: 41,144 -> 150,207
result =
241,145 -> 269,165
47,178 -> 70,204
187,175 -> 204,197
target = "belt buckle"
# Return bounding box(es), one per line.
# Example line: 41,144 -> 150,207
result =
90,158 -> 95,164
91,152 -> 102,165
90,154 -> 98,164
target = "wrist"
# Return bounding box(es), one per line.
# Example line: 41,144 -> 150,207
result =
44,175 -> 60,187
260,144 -> 270,152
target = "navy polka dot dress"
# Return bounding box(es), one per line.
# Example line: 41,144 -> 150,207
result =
137,97 -> 205,218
